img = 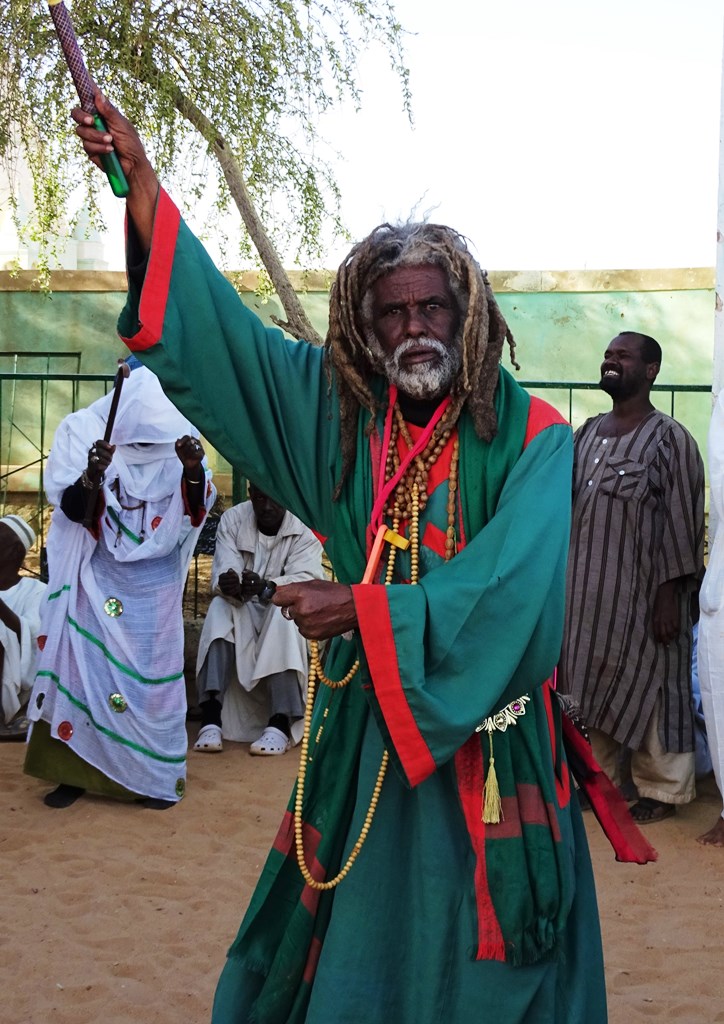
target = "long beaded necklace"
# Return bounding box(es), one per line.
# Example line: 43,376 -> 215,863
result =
294,410 -> 460,891
384,401 -> 457,520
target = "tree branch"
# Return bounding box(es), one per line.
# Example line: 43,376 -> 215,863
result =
162,73 -> 324,345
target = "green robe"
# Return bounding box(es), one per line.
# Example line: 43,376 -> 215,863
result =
118,190 -> 606,1024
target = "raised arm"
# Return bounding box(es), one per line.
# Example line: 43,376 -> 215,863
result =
71,91 -> 159,253
73,92 -> 337,537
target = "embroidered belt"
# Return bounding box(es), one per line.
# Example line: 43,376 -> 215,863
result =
475,694 -> 530,735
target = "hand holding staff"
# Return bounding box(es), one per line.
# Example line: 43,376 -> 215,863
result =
82,361 -> 130,528
71,92 -> 159,255
48,0 -> 129,197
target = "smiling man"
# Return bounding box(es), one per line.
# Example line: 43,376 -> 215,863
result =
71,94 -> 608,1024
559,331 -> 705,825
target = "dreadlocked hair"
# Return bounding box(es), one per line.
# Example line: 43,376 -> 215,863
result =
325,221 -> 519,498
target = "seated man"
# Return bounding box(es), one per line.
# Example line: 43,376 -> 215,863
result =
194,485 -> 324,755
0,515 -> 46,740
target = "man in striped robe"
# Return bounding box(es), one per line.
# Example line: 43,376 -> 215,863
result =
560,332 -> 705,824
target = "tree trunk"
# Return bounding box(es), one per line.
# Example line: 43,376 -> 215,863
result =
164,80 -> 324,345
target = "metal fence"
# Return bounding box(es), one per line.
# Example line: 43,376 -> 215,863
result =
1,370 -> 711,517
522,380 -> 711,424
0,369 -> 711,613
0,370 -> 116,534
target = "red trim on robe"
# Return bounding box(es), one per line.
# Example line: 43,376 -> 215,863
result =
561,718 -> 658,864
543,681 -> 571,807
466,785 -> 562,842
272,810 -> 325,915
272,809 -> 294,853
303,937 -> 323,985
454,735 -> 506,961
523,396 -> 568,450
401,422 -> 455,493
87,491 -> 106,541
120,189 -> 180,352
422,521 -> 448,559
352,584 -> 436,786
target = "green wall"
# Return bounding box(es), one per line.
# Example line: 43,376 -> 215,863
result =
0,268 -> 715,500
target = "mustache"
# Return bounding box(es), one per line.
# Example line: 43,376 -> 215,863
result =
389,337 -> 448,368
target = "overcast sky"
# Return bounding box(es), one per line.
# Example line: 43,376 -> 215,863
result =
100,0 -> 724,272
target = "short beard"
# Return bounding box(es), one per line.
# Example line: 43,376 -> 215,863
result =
366,333 -> 461,400
599,375 -> 638,400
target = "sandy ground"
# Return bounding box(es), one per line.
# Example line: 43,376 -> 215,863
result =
2,730 -> 723,1024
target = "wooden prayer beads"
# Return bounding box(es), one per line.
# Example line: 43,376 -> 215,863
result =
294,405 -> 461,891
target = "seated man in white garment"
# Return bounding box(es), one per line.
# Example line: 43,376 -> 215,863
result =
0,515 -> 46,740
193,484 -> 324,755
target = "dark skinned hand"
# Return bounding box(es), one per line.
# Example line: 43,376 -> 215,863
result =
86,439 -> 115,482
240,570 -> 265,601
175,436 -> 205,474
71,92 -> 151,183
218,569 -> 243,601
273,579 -> 358,640
71,90 -> 159,253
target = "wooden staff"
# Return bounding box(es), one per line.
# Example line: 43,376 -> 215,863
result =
82,361 -> 131,528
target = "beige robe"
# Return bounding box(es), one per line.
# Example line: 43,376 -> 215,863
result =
196,502 -> 324,743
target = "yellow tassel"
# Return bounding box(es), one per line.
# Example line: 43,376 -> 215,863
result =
482,734 -> 503,824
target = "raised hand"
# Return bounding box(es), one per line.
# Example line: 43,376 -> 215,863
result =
71,90 -> 159,251
86,439 -> 114,481
71,91 -> 152,183
175,435 -> 205,473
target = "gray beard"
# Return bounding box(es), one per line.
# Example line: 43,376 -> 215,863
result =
366,335 -> 461,400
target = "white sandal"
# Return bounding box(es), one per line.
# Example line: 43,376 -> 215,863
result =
249,726 -> 290,756
193,724 -> 223,753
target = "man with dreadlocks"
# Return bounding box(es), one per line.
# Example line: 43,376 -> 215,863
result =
73,96 -> 607,1023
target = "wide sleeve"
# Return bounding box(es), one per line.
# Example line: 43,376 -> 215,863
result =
274,528 -> 325,586
18,580 -> 44,672
209,508 -> 249,602
117,189 -> 337,536
657,422 -> 705,585
59,479 -> 90,522
708,392 -> 724,540
701,394 -> 724,615
352,422 -> 572,787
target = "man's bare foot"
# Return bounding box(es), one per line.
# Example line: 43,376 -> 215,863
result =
696,817 -> 724,846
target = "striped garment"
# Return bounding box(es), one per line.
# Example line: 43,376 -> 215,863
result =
559,410 -> 705,752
